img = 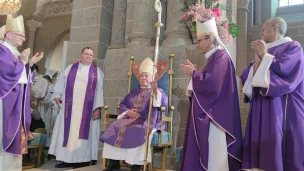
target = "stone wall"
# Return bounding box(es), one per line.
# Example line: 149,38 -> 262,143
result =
67,0 -> 114,69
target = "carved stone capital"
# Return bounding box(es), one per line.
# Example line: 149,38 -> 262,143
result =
34,0 -> 72,19
26,19 -> 42,32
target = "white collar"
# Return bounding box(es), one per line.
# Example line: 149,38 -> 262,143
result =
79,62 -> 91,68
267,37 -> 292,49
204,46 -> 220,60
0,40 -> 20,56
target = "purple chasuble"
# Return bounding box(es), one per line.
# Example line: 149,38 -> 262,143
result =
181,49 -> 243,171
241,41 -> 304,171
0,43 -> 32,155
63,62 -> 98,147
100,88 -> 168,148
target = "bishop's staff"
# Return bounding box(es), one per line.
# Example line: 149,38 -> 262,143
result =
143,0 -> 163,170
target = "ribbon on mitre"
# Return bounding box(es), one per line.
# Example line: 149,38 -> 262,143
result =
132,61 -> 169,82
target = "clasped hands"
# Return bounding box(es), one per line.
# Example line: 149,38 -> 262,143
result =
20,48 -> 44,65
251,39 -> 267,60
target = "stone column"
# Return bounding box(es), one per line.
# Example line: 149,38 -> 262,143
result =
161,0 -> 192,46
26,19 -> 42,57
254,0 -> 262,24
108,0 -> 127,49
236,0 -> 250,75
127,0 -> 154,47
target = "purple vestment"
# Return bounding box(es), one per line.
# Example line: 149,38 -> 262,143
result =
63,62 -> 98,147
101,88 -> 168,148
181,49 -> 243,171
0,43 -> 32,155
241,41 -> 304,171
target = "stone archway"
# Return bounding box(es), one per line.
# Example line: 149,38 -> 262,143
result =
44,28 -> 70,75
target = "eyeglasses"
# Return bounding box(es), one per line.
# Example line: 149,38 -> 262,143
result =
11,33 -> 26,40
81,53 -> 93,57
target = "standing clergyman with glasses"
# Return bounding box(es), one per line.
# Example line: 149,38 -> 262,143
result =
49,47 -> 104,169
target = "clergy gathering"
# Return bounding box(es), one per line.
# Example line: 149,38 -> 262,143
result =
1,0 -> 304,171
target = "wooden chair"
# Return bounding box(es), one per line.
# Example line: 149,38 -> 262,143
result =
22,128 -> 47,170
101,54 -> 175,171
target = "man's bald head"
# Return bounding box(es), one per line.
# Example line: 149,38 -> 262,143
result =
266,17 -> 287,37
261,17 -> 287,43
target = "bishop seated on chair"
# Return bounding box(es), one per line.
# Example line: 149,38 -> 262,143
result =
100,57 -> 168,171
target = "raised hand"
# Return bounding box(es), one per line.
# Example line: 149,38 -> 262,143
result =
30,52 -> 44,66
251,40 -> 267,59
150,81 -> 158,94
20,48 -> 30,64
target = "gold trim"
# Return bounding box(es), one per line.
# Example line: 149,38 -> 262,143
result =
128,56 -> 134,93
197,32 -> 216,39
169,53 -> 173,144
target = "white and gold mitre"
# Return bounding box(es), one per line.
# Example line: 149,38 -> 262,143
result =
0,25 -> 6,39
5,14 -> 25,33
139,57 -> 155,75
196,17 -> 218,39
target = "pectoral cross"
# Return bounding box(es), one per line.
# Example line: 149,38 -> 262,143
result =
90,72 -> 98,88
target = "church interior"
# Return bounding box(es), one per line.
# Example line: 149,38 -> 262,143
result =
1,0 -> 304,170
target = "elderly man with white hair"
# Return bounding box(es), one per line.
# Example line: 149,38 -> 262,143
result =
0,15 -> 43,171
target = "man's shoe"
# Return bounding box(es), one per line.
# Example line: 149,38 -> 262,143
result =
91,160 -> 97,165
131,165 -> 141,171
73,162 -> 90,169
55,162 -> 73,168
102,159 -> 120,171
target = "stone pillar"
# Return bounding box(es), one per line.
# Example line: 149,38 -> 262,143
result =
68,0 -> 113,66
161,0 -> 192,46
108,0 -> 127,49
26,19 -> 42,57
236,0 -> 250,76
127,0 -> 154,47
254,0 -> 262,24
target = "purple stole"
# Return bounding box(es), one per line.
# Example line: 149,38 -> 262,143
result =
63,62 -> 98,147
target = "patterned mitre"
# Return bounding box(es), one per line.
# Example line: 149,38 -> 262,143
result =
139,57 -> 157,77
196,17 -> 231,58
0,25 -> 5,40
5,14 -> 25,33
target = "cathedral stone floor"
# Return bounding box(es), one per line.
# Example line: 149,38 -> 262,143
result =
25,160 -> 176,171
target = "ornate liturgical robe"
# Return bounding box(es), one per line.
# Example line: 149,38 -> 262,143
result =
101,88 -> 167,165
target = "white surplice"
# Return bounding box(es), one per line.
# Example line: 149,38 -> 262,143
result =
43,84 -> 60,147
102,90 -> 162,165
48,63 -> 104,163
0,41 -> 28,171
32,75 -> 50,122
187,47 -> 229,171
243,37 -> 293,100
